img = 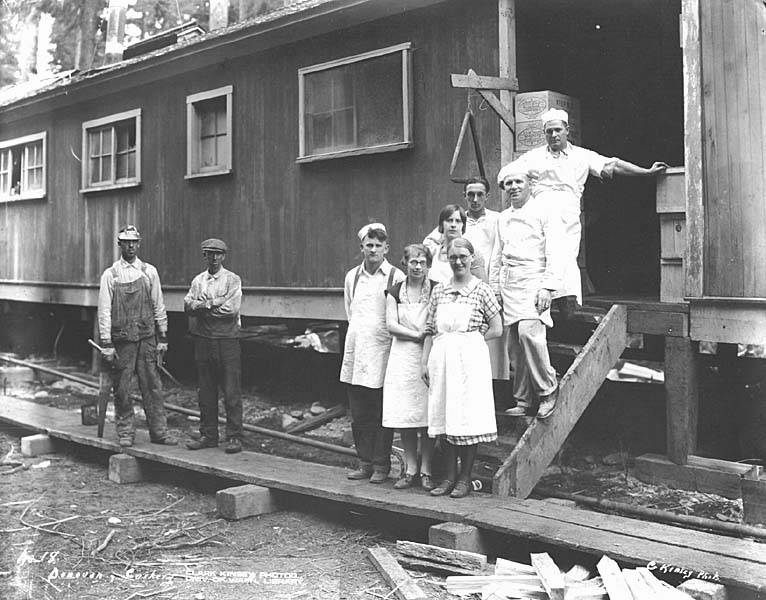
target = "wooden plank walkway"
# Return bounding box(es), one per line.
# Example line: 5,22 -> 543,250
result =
2,398 -> 765,594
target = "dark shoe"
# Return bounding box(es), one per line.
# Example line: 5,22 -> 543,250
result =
393,473 -> 419,490
537,388 -> 558,420
347,466 -> 374,480
186,436 -> 218,450
450,480 -> 471,498
369,470 -> 389,484
430,480 -> 455,497
224,438 -> 242,454
118,436 -> 134,448
151,436 -> 178,446
420,474 -> 435,491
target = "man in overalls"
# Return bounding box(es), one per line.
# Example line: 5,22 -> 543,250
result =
340,224 -> 405,483
97,225 -> 176,447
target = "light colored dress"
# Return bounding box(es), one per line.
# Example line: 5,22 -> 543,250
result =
340,261 -> 405,388
425,278 -> 500,444
382,280 -> 432,428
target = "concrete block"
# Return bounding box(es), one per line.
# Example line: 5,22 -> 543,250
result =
428,522 -> 488,555
108,454 -> 145,484
677,578 -> 728,600
217,484 -> 279,520
742,478 -> 766,526
21,434 -> 55,457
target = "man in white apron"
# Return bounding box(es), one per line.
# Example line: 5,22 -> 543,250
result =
497,108 -> 668,318
340,223 -> 405,483
490,170 -> 565,419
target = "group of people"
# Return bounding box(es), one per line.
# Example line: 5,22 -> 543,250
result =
94,107 -> 667,497
97,230 -> 245,454
341,108 -> 668,498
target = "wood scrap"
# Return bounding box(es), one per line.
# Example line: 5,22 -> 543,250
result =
636,568 -> 695,599
564,578 -> 608,600
622,568 -> 655,600
396,540 -> 487,571
285,404 -> 345,434
495,557 -> 537,575
445,575 -> 543,596
531,552 -> 565,600
91,529 -> 116,556
565,565 -> 591,583
365,547 -> 427,600
396,555 -> 488,576
596,556 -> 633,600
481,581 -> 547,599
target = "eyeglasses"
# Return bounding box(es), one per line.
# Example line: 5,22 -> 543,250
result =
448,254 -> 471,263
407,259 -> 427,267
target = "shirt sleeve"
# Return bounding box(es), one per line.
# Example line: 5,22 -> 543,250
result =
212,273 -> 242,318
147,265 -> 168,334
424,286 -> 440,335
423,228 -> 442,259
183,275 -> 201,313
97,269 -> 114,344
488,217 -> 503,295
343,269 -> 354,320
479,283 -> 501,322
584,148 -> 618,180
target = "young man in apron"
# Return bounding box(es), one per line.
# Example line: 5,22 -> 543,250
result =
340,223 -> 405,483
497,108 -> 668,318
97,225 -> 175,447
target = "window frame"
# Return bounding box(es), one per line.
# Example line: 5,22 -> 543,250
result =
186,85 -> 233,179
0,132 -> 47,202
81,108 -> 142,193
297,42 -> 414,163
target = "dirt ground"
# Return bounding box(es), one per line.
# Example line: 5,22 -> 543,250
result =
0,357 -> 754,600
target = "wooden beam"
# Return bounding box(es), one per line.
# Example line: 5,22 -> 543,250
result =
395,540 -> 487,571
450,73 -> 517,90
530,553 -> 565,600
664,336 -> 699,464
690,301 -> 766,345
493,304 -> 627,498
622,568 -> 656,600
498,0 -> 517,164
596,556 -> 633,600
463,69 -> 516,133
365,547 -> 427,600
682,0 -> 704,297
627,309 -> 688,337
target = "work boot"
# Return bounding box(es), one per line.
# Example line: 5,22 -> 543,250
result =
347,465 -> 374,480
537,388 -> 559,420
369,469 -> 389,484
151,435 -> 178,446
118,436 -> 134,448
224,438 -> 242,454
186,436 -> 218,450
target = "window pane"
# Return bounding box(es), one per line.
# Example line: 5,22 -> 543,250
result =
115,122 -> 135,153
200,136 -> 217,168
303,49 -> 405,155
116,152 -> 128,180
89,131 -> 101,156
216,133 -> 227,167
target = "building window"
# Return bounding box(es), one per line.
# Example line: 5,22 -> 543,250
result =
81,109 -> 141,192
298,43 -> 413,162
0,132 -> 47,201
186,85 -> 232,178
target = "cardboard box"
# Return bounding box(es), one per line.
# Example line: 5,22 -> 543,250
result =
515,119 -> 581,151
515,90 -> 581,122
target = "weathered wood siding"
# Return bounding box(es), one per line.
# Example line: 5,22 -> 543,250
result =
0,0 -> 499,290
700,0 -> 766,298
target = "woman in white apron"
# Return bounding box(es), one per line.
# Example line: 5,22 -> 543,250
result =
382,244 -> 438,491
421,238 -> 503,499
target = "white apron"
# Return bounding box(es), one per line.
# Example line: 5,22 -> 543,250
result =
340,275 -> 392,388
427,302 -> 497,438
382,298 -> 429,428
536,189 -> 582,303
499,261 -> 553,328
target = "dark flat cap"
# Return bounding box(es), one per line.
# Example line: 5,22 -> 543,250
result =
201,238 -> 227,252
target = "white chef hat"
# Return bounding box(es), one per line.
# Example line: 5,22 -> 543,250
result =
497,161 -> 530,189
358,222 -> 387,241
540,108 -> 569,126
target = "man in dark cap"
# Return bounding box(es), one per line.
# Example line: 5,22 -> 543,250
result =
97,225 -> 176,447
184,238 -> 244,454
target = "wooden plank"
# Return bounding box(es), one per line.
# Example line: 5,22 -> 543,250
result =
596,556 -> 633,600
495,557 -> 536,576
682,0 -> 704,298
690,301 -> 766,345
450,73 -> 518,90
396,555 -> 486,577
633,454 -> 754,500
530,552 -> 565,600
664,336 -> 699,464
463,69 -> 515,132
636,567 -> 695,600
365,547 -> 427,600
622,568 -> 655,600
3,398 -> 766,593
395,540 -> 486,571
498,0 -> 517,164
493,304 -> 627,498
284,404 -> 345,434
445,575 -> 543,596
628,309 -> 688,337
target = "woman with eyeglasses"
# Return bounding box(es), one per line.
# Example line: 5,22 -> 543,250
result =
423,204 -> 487,285
420,238 -> 502,499
382,244 -> 438,491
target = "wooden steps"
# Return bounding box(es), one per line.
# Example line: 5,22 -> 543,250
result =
1,397 -> 765,595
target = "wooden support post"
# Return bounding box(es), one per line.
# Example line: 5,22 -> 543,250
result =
498,0 -> 517,166
493,304 -> 627,498
664,336 -> 699,464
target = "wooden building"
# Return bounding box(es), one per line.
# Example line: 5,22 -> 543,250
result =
0,0 -> 764,498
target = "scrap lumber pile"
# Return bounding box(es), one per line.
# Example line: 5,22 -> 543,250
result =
366,541 -> 707,600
